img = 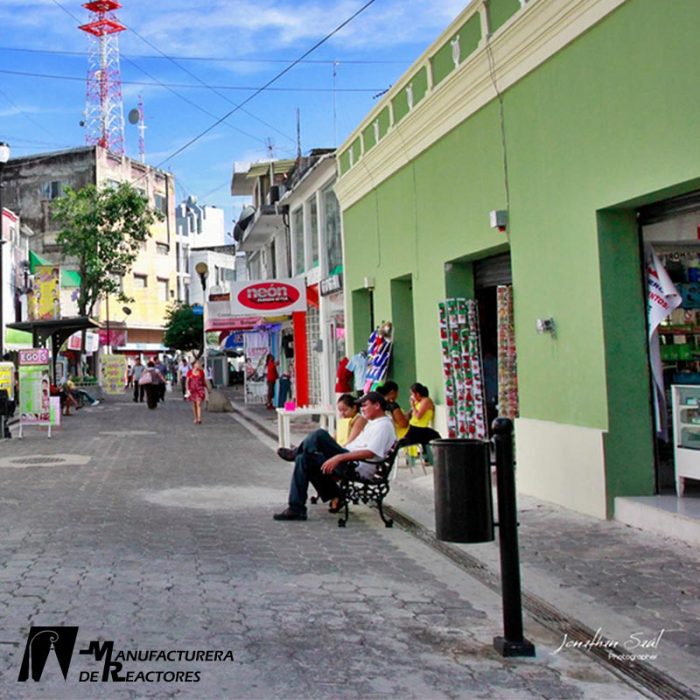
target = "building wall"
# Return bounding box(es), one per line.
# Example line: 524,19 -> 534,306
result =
336,0 -> 700,517
4,146 -> 177,342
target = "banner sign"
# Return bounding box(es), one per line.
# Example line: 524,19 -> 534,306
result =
101,354 -> 127,395
35,265 -> 61,320
647,248 -> 682,437
229,279 -> 307,316
67,331 -> 101,353
0,362 -> 14,400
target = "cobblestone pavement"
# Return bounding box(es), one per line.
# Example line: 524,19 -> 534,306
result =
0,394 -> 649,698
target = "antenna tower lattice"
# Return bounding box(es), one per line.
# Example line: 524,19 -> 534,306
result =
79,0 -> 126,155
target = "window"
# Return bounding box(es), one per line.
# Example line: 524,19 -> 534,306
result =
105,179 -> 121,190
133,274 -> 148,288
156,243 -> 169,255
41,181 -> 63,200
157,277 -> 169,301
324,186 -> 342,275
154,193 -> 167,215
309,198 -> 319,268
292,206 -> 304,275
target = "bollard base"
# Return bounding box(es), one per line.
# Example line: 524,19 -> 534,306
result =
493,636 -> 536,657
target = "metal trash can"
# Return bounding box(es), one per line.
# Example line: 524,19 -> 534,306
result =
432,438 -> 494,543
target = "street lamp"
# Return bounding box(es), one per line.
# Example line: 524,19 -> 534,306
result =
0,141 -> 10,361
194,261 -> 208,373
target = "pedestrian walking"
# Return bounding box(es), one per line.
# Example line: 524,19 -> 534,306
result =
179,358 -> 191,400
265,353 -> 278,409
141,361 -> 165,410
186,359 -> 207,424
132,357 -> 146,402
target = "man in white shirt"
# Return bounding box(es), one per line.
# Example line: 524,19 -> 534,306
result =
274,392 -> 396,521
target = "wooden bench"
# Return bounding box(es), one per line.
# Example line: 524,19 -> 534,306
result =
335,442 -> 400,528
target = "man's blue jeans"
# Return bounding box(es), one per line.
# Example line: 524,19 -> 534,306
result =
288,429 -> 348,514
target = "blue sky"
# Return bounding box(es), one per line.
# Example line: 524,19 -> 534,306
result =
0,0 -> 466,228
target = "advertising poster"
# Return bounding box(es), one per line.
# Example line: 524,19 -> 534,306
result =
18,348 -> 51,428
101,354 -> 127,395
243,331 -> 270,404
34,265 -> 61,321
0,362 -> 15,400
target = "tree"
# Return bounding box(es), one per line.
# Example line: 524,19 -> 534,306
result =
52,182 -> 163,317
163,303 -> 204,358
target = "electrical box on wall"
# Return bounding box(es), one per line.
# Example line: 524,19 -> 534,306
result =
490,210 -> 508,232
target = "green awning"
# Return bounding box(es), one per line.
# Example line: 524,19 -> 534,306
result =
29,250 -> 81,287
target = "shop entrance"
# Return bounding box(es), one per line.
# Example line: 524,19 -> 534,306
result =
640,191 -> 700,496
474,253 -> 513,433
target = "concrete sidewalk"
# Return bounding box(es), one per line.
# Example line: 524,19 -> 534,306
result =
225,391 -> 700,698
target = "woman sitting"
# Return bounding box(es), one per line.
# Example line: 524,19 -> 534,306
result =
398,382 -> 441,450
335,393 -> 367,447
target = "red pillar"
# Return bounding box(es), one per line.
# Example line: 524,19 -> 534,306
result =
293,310 -> 308,407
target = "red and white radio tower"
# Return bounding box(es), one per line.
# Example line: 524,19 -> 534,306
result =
79,1 -> 126,155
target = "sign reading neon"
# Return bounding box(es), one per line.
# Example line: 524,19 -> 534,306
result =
237,282 -> 301,311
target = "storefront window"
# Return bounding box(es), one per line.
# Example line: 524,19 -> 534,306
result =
324,186 -> 342,275
292,206 -> 304,275
309,198 -> 319,268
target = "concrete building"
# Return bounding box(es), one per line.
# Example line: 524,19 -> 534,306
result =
230,152 -> 342,406
2,146 -> 177,351
335,0 -> 700,519
174,196 -> 237,305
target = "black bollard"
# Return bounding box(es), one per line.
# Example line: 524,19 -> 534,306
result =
491,417 -> 535,657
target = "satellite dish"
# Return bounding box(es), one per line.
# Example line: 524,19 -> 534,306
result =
127,108 -> 140,125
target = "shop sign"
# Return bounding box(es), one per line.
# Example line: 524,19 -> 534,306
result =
34,265 -> 61,321
206,316 -> 263,332
230,279 -> 306,315
19,348 -> 50,366
320,274 -> 343,296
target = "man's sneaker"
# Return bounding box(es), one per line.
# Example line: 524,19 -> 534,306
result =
276,446 -> 297,462
273,508 -> 307,521
91,400 -> 100,406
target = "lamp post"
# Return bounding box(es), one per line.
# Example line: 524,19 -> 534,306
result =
194,261 -> 208,374
0,141 -> 10,361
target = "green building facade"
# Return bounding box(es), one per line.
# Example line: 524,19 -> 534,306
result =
335,0 -> 700,518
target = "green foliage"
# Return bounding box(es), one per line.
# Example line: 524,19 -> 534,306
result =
52,182 -> 163,316
163,303 -> 203,357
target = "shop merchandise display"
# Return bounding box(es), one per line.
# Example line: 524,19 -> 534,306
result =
497,285 -> 519,420
363,323 -> 393,391
438,298 -> 487,439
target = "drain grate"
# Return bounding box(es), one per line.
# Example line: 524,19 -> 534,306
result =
13,457 -> 67,465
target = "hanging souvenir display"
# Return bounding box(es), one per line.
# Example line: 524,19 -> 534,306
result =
497,285 -> 519,419
438,298 -> 487,439
364,321 -> 393,391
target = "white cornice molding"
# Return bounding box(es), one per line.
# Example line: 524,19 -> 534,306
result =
335,0 -> 627,211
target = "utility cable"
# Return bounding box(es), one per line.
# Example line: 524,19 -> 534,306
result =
156,0 -> 377,168
0,44 -> 406,65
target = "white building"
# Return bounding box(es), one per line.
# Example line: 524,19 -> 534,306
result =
175,196 -> 237,304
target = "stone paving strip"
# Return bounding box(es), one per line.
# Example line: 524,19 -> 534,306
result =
0,393 -> 659,698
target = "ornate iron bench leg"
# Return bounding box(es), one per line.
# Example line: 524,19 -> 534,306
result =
338,497 -> 349,527
376,495 -> 393,528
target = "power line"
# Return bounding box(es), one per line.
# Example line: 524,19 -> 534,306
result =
156,0 -> 378,168
0,68 -> 383,93
122,23 -> 297,146
0,44 -> 406,65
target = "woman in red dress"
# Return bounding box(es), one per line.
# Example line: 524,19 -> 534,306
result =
186,359 -> 207,424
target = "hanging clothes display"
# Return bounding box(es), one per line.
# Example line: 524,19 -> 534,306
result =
496,285 -> 519,420
364,322 -> 393,391
438,298 -> 487,439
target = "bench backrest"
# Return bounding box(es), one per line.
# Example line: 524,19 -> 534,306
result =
374,442 -> 400,480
